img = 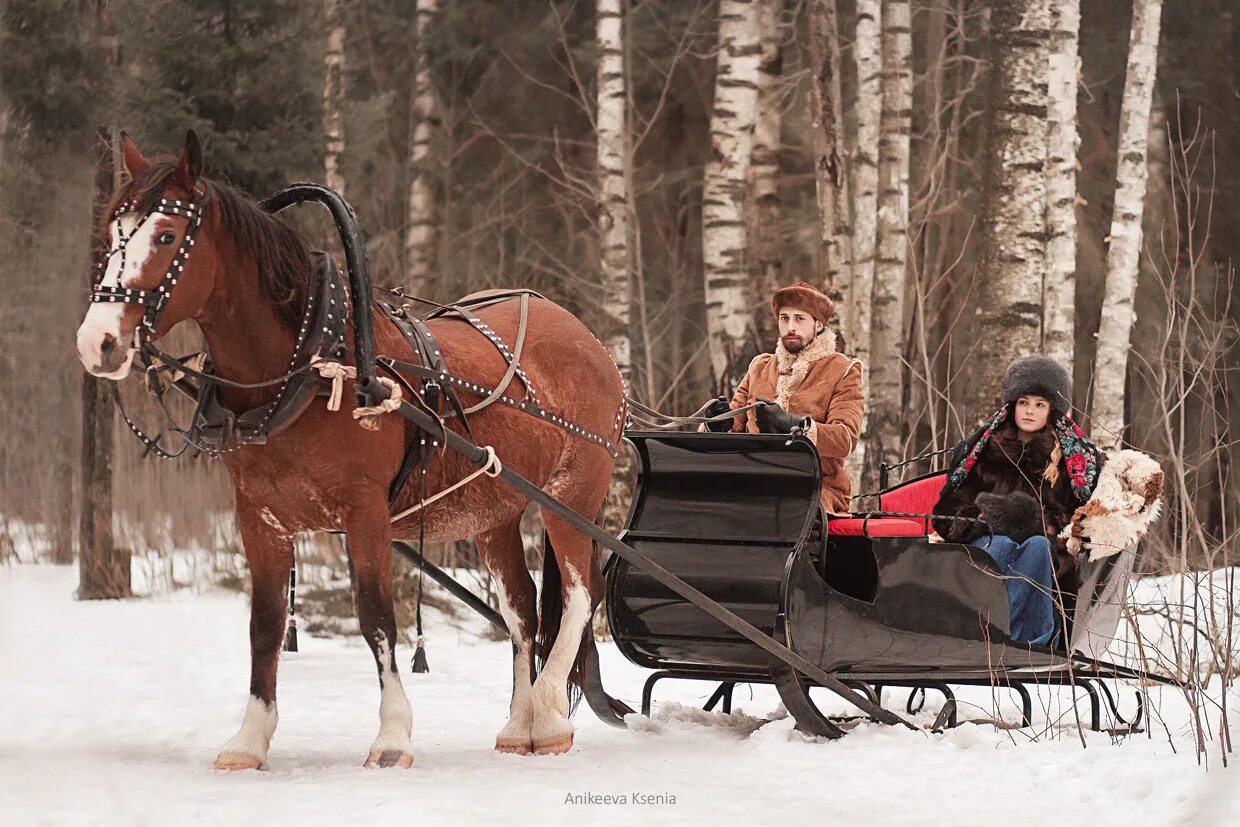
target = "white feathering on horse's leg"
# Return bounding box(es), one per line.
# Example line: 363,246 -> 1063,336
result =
529,577 -> 591,755
493,578 -> 536,754
364,636 -> 414,768
214,695 -> 278,770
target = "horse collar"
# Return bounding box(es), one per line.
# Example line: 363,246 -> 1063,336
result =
191,252 -> 349,451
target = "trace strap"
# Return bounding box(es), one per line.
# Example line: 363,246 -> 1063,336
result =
389,446 -> 503,524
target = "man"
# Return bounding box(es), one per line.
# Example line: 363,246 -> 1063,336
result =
702,281 -> 864,515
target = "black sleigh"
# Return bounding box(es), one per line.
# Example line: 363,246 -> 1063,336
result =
601,431 -> 1172,736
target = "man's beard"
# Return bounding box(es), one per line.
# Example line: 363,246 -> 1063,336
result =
782,333 -> 810,354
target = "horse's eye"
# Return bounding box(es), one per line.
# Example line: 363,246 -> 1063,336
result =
157,231 -> 177,245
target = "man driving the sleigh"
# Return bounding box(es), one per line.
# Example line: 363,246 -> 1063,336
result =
701,281 -> 865,516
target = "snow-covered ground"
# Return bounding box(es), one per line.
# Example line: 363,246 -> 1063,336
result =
2,563 -> 1237,826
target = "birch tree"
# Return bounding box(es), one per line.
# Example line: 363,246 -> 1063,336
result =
703,0 -> 762,389
1043,0 -> 1080,381
405,0 -> 440,295
841,0 -> 881,485
808,0 -> 851,330
323,0 -> 346,196
1091,0 -> 1164,448
866,0 -> 912,472
749,0 -> 783,344
849,0 -> 881,364
966,0 -> 1053,418
597,0 -> 631,386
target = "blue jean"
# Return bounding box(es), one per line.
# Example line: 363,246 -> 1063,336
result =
969,534 -> 1057,647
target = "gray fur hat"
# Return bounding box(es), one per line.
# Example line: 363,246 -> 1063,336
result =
1002,356 -> 1071,415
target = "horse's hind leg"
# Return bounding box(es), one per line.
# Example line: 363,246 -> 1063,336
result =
530,501 -> 603,755
214,505 -> 293,770
477,519 -> 539,754
344,494 -> 414,768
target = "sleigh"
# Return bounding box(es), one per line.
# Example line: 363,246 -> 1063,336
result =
593,432 -> 1169,736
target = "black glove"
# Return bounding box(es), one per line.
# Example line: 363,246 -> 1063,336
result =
974,491 -> 1044,543
754,399 -> 811,435
702,396 -> 733,433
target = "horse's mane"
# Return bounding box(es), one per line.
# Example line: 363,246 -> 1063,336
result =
108,163 -> 312,330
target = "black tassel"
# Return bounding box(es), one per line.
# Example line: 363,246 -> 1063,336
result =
284,619 -> 299,653
411,636 -> 429,673
283,566 -> 298,652
410,471 -> 430,675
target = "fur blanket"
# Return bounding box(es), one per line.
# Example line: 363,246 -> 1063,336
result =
1058,449 -> 1165,561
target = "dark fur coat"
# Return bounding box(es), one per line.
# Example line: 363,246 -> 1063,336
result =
932,422 -> 1082,581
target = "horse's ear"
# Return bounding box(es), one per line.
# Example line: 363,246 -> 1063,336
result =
120,131 -> 149,179
174,129 -> 203,189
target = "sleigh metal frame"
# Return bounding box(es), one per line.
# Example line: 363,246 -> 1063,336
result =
598,432 -> 1183,736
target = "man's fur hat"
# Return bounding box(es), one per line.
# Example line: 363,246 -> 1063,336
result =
1002,356 -> 1072,415
771,281 -> 835,327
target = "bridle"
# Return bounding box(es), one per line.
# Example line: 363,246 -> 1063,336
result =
86,189 -> 348,460
91,194 -> 205,342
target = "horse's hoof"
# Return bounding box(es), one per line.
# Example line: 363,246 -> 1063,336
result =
532,732 -> 574,756
213,752 -> 264,771
364,749 -> 414,768
495,738 -> 533,755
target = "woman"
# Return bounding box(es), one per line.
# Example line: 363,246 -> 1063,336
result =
932,356 -> 1101,647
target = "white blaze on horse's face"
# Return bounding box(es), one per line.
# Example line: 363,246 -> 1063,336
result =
75,213 -> 164,379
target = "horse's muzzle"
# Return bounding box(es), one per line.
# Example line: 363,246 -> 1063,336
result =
78,330 -> 134,379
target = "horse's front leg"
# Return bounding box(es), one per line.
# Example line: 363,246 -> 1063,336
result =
214,504 -> 293,770
345,491 -> 414,768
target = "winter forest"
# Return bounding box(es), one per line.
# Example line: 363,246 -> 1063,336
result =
1,0 -> 1239,822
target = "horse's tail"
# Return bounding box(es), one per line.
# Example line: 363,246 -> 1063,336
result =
535,530 -> 603,718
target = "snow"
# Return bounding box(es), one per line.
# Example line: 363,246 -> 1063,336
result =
1,563 -> 1237,826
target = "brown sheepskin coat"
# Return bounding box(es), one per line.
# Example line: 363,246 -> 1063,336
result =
724,332 -> 864,515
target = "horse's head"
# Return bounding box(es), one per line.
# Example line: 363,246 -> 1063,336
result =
76,131 -> 218,379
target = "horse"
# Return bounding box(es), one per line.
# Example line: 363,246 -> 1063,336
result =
74,131 -> 625,769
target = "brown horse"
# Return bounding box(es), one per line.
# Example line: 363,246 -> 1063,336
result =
74,132 -> 624,768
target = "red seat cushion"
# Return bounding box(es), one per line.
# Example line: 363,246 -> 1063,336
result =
828,517 -> 926,537
877,474 -> 948,533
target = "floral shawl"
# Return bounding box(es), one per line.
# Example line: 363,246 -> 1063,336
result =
944,405 -> 1102,504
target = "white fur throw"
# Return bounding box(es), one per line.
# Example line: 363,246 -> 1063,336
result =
1059,449 -> 1165,561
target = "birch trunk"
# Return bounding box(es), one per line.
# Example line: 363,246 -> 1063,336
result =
703,0 -> 762,389
323,0 -> 346,196
849,0 -> 881,363
866,0 -> 912,472
1091,0 -> 1164,448
1043,0 -> 1080,383
808,0 -> 851,332
405,0 -> 440,295
843,0 -> 882,485
966,0 -> 1053,419
597,0 -> 631,386
749,0 -> 783,345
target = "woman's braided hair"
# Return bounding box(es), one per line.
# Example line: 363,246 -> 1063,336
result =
1044,441 -> 1063,487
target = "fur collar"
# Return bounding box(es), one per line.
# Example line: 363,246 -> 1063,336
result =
986,422 -> 1057,468
773,329 -> 837,410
